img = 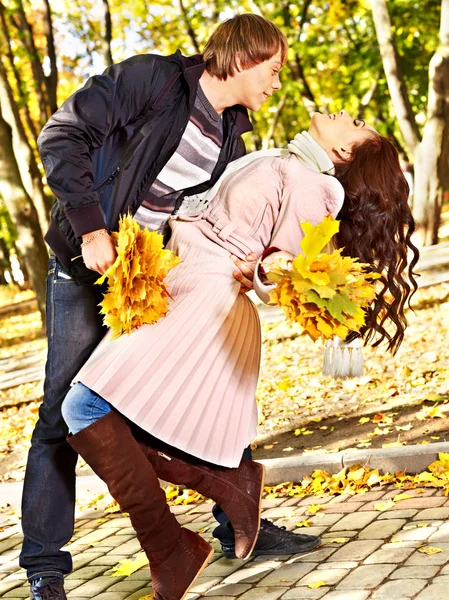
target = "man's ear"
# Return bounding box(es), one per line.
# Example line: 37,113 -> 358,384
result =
235,52 -> 243,73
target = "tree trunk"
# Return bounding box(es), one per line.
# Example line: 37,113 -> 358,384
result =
370,0 -> 421,153
0,1 -> 39,143
179,0 -> 200,54
42,0 -> 58,114
0,59 -> 50,232
10,0 -> 50,127
102,0 -> 113,67
413,0 -> 449,245
262,92 -> 287,149
0,107 -> 47,324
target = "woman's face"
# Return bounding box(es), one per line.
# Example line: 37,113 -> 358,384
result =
308,110 -> 377,163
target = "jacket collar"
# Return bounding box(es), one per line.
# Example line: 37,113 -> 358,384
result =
172,51 -> 253,136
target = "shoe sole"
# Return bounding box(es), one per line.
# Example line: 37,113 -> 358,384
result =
181,546 -> 214,600
242,463 -> 266,560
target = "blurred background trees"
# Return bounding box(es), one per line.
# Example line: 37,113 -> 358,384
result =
0,0 -> 447,321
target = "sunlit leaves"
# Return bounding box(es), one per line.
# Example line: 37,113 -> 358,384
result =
266,216 -> 380,342
111,552 -> 149,577
97,214 -> 180,338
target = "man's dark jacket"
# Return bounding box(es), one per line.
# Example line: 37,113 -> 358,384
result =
40,51 -> 252,283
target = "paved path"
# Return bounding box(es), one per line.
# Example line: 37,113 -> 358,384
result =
1,485 -> 449,599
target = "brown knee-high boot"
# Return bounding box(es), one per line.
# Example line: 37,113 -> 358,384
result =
134,434 -> 265,560
67,412 -> 213,600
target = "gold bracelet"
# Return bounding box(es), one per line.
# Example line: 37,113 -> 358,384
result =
80,229 -> 107,248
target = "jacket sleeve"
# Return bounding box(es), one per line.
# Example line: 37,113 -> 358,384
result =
38,55 -> 164,237
253,173 -> 344,305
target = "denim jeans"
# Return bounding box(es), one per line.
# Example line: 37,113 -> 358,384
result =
62,383 -> 112,434
19,258 -> 251,579
19,257 -> 107,580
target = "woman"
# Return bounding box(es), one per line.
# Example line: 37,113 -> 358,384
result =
62,110 -> 419,600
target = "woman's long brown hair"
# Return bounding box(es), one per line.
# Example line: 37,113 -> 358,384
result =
333,134 -> 419,353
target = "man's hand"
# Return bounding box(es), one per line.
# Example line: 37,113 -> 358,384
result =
81,229 -> 117,275
231,252 -> 257,294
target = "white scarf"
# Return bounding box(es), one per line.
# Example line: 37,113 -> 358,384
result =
178,132 -> 335,214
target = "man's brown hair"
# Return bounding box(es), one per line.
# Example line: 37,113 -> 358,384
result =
203,14 -> 288,80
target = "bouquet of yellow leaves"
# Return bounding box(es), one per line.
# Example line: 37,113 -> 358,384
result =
265,215 -> 380,343
96,214 -> 180,338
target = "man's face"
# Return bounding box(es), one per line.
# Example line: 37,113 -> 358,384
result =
235,51 -> 283,112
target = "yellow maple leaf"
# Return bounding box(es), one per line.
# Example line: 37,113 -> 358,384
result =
374,499 -> 395,512
418,546 -> 444,555
296,520 -> 312,528
359,417 -> 370,424
308,581 -> 327,589
97,214 -> 180,338
393,493 -> 412,502
327,538 -> 348,544
111,552 -> 149,577
307,504 -> 324,515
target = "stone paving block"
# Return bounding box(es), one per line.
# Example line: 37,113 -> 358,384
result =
0,538 -> 20,554
206,582 -> 252,595
202,557 -> 247,577
390,565 -> 439,579
257,562 -> 316,586
321,530 -> 358,539
106,538 -> 142,556
223,561 -> 281,584
370,578 -> 427,599
84,594 -> 129,600
70,528 -> 121,548
412,506 -> 449,519
415,583 -> 449,600
0,580 -> 23,596
317,561 -> 358,570
394,526 -> 437,541
377,509 -> 418,520
336,564 -> 395,589
295,547 -> 337,562
99,517 -> 132,529
262,498 -> 288,509
120,587 -> 152,599
322,503 -> 365,513
64,576 -> 116,596
432,576 -> 449,584
239,587 -> 285,600
383,488 -> 435,499
66,565 -> 109,580
297,568 -> 349,587
64,580 -> 85,592
363,544 -> 415,564
329,512 -> 378,532
320,592 -> 370,600
187,503 -> 215,514
90,556 -> 129,566
71,551 -> 104,571
281,588 -> 329,599
189,576 -> 223,594
281,498 -> 303,507
429,528 -> 449,543
306,514 -> 344,527
261,507 -> 298,519
327,539 -> 383,562
108,577 -> 148,595
292,526 -> 327,537
3,586 -> 29,598
357,518 -> 405,539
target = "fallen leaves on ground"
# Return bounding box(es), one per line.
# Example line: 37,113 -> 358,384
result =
111,552 -> 149,577
418,546 -> 444,555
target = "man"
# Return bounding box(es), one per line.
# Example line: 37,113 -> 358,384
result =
21,14 -> 320,600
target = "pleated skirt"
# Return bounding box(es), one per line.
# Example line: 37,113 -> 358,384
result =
74,220 -> 261,467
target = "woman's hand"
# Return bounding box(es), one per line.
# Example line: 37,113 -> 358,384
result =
261,250 -> 294,268
231,252 -> 257,294
81,230 -> 117,275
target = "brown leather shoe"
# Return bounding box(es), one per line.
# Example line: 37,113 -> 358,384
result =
67,412 -> 213,599
135,434 -> 265,559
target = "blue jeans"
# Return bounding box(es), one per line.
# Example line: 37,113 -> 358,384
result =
62,383 -> 112,434
19,258 -> 250,579
19,257 -> 107,580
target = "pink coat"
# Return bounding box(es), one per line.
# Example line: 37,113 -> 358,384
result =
75,154 -> 345,467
